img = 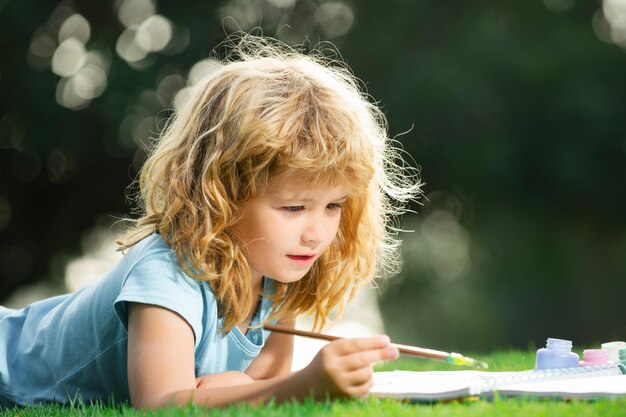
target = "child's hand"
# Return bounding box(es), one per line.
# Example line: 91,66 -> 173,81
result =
302,336 -> 399,398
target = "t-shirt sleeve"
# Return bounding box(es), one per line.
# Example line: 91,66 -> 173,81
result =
114,250 -> 204,346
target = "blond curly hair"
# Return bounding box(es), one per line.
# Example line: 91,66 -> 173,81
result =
118,35 -> 421,333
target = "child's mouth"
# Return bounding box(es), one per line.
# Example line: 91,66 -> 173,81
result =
287,254 -> 315,262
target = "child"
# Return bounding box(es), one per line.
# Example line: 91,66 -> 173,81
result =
0,35 -> 421,409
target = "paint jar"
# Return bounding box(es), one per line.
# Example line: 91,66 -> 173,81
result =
601,341 -> 626,363
535,338 -> 579,370
619,349 -> 626,374
579,349 -> 609,367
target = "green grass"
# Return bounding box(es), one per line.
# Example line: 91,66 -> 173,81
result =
3,350 -> 626,417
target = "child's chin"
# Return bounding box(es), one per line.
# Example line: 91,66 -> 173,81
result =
273,273 -> 309,284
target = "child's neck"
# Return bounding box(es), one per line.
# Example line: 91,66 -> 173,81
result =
237,292 -> 262,335
237,276 -> 264,335
251,274 -> 264,296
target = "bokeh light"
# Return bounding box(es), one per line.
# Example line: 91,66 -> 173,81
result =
51,38 -> 87,77
220,0 -> 263,32
173,59 -> 222,111
117,0 -> 156,28
217,0 -> 355,42
116,27 -> 148,63
398,191 -> 471,283
422,210 -> 470,282
63,220 -> 123,292
58,13 -> 91,44
266,0 -> 296,8
596,0 -> 626,47
24,0 -> 185,110
314,1 -> 354,38
47,149 -> 78,184
135,15 -> 173,52
156,73 -> 186,106
27,5 -> 113,109
28,28 -> 57,70
0,114 -> 25,151
115,0 -> 177,68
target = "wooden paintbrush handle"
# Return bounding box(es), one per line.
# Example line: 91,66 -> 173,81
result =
263,323 -> 449,360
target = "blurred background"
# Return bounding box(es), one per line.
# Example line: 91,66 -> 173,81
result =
1,0 -> 625,353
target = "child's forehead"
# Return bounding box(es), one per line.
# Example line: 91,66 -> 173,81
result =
265,175 -> 348,199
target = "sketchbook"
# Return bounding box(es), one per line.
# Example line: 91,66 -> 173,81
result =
370,364 -> 626,401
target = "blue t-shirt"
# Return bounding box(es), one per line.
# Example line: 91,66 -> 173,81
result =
0,234 -> 275,407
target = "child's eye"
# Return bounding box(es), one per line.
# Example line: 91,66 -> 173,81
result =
327,202 -> 343,210
283,206 -> 304,212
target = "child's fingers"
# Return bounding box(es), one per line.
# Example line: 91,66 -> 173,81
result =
341,346 -> 399,370
342,374 -> 375,398
344,365 -> 374,386
330,336 -> 391,355
328,367 -> 374,398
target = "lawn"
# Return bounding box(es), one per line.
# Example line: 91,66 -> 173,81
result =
2,350 -> 625,417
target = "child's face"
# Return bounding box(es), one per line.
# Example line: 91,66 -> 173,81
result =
233,175 -> 347,289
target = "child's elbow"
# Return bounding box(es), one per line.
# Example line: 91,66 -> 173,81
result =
131,389 -> 195,410
196,371 -> 255,389
131,372 -> 256,409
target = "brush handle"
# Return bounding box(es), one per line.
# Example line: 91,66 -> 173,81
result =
263,323 -> 450,360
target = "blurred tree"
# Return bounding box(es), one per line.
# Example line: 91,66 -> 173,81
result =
357,1 -> 626,350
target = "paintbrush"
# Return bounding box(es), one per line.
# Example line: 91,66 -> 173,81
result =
263,323 -> 488,369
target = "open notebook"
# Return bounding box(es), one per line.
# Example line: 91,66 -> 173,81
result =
370,364 -> 626,401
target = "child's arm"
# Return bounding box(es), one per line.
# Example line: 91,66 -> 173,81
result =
127,303 -> 397,409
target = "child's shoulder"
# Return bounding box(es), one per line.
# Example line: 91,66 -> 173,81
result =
115,234 -> 209,317
124,233 -> 173,263
123,233 -> 205,292
117,233 -> 181,280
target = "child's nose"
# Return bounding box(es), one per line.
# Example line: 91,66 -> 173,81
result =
301,216 -> 328,245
